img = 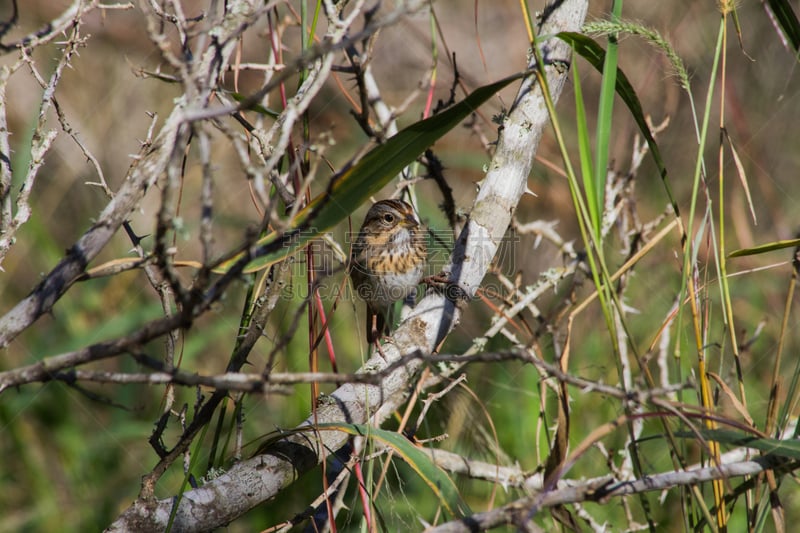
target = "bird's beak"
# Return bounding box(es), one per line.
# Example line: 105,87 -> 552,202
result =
403,213 -> 419,228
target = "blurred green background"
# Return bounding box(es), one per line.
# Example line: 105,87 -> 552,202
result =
1,1 -> 799,531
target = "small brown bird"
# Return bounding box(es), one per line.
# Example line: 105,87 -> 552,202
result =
349,199 -> 427,344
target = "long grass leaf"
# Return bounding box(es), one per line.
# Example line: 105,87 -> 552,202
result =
765,0 -> 800,53
572,59 -> 598,233
680,429 -> 800,460
728,239 -> 800,258
592,1 -> 622,239
722,130 -> 757,224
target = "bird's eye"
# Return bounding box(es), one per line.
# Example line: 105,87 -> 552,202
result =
383,213 -> 395,223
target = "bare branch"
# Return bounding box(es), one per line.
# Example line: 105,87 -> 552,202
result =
427,456 -> 797,533
0,0 -> 98,53
0,314 -> 186,393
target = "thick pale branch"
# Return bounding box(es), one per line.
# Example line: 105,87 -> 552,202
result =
427,456 -> 797,532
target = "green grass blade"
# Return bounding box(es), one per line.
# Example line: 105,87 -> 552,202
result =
166,422 -> 211,532
572,58 -> 598,233
218,72 -> 524,273
728,238 -> 800,258
592,1 -> 622,239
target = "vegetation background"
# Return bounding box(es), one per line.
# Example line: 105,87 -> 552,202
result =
1,0 -> 799,531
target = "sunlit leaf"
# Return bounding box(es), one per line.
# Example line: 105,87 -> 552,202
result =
729,239 -> 800,258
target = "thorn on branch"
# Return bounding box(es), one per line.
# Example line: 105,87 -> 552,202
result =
0,0 -> 18,42
123,221 -> 147,248
422,149 -> 458,230
149,411 -> 171,459
430,52 -> 460,116
0,0 -> 18,52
